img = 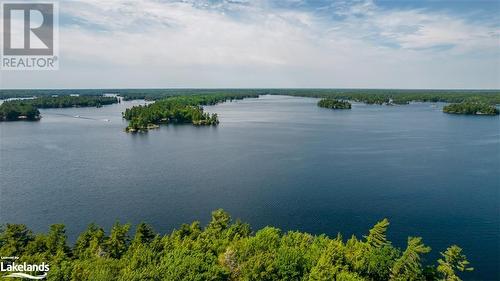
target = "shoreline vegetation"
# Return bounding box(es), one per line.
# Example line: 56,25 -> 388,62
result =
1,90 -> 498,123
0,102 -> 40,121
27,96 -> 119,109
0,96 -> 119,121
443,102 -> 499,115
0,210 -> 473,281
123,92 -> 498,132
123,94 -> 258,132
1,89 -> 499,105
317,98 -> 352,109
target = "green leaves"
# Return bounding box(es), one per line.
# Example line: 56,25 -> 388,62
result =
207,209 -> 232,233
132,223 -> 156,246
0,224 -> 34,256
73,223 -> 105,259
0,102 -> 40,121
365,218 -> 390,248
105,222 -> 131,259
0,212 -> 475,281
436,245 -> 473,281
123,94 -> 256,132
0,96 -> 119,121
317,98 -> 352,109
443,102 -> 499,115
390,237 -> 431,281
308,240 -> 346,281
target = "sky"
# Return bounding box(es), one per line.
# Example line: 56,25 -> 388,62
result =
1,0 -> 499,89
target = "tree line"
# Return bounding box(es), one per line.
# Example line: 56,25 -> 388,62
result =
0,210 -> 473,281
0,96 -> 119,121
123,94 -> 258,132
27,96 -> 119,109
443,102 -> 499,115
0,101 -> 40,121
2,89 -> 499,105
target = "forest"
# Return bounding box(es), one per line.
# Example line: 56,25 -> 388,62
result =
94,89 -> 500,105
27,96 -> 119,108
0,96 -> 119,121
276,90 -> 500,105
317,98 -> 352,109
122,91 -> 500,132
1,89 -> 499,105
0,210 -> 473,281
0,101 -> 40,121
2,90 -> 498,123
442,102 -> 499,115
123,94 -> 258,132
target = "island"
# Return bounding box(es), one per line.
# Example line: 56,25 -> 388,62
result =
0,96 -> 119,121
443,102 -> 499,115
123,94 -> 258,132
0,209 -> 473,281
317,98 -> 352,109
0,102 -> 40,121
268,89 -> 500,105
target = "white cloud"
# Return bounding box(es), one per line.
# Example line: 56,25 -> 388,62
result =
1,0 -> 499,88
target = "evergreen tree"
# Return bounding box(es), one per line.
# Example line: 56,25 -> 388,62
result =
436,245 -> 473,281
390,237 -> 431,281
365,218 -> 390,248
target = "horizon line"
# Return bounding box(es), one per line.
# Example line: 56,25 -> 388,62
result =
1,87 -> 500,91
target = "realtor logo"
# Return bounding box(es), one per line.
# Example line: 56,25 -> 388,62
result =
3,3 -> 54,55
1,2 -> 59,70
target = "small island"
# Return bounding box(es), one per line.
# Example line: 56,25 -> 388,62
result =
123,94 -> 257,132
317,98 -> 352,109
0,102 -> 40,121
0,96 -> 119,121
443,102 -> 499,115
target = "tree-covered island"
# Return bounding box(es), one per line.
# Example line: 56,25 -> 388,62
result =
443,102 -> 499,115
0,96 -> 119,121
123,94 -> 258,132
317,98 -> 352,109
0,210 -> 473,281
0,102 -> 40,121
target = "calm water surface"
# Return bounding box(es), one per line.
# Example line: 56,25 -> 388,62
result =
1,95 -> 499,280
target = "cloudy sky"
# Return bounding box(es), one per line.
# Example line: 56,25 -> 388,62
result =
1,0 -> 499,89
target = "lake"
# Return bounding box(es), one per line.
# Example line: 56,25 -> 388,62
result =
0,95 -> 498,280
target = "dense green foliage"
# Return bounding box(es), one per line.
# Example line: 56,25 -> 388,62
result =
0,89 -> 125,100
1,89 -> 499,104
123,94 -> 258,132
0,101 -> 40,121
442,102 -> 499,115
117,89 -> 500,105
27,96 -> 119,109
0,96 -> 118,121
317,98 -> 352,109
0,210 -> 473,281
2,89 -> 498,123
276,90 -> 500,105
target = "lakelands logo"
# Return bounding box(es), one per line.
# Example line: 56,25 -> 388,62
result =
1,257 -> 49,279
1,1 -> 59,70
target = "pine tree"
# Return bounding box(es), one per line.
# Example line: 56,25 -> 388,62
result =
437,245 -> 473,281
390,237 -> 431,281
365,218 -> 390,248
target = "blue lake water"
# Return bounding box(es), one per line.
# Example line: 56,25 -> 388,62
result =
0,95 -> 499,280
